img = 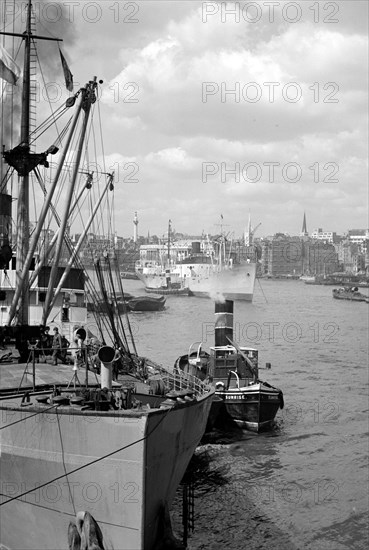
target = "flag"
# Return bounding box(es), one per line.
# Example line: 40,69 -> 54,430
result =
59,47 -> 73,92
0,44 -> 20,85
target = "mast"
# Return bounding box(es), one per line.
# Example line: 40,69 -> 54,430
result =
167,219 -> 171,267
1,0 -> 62,326
42,78 -> 98,324
6,88 -> 83,325
47,173 -> 114,313
15,0 -> 32,324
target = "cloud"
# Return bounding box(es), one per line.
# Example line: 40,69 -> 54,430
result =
73,1 -> 368,236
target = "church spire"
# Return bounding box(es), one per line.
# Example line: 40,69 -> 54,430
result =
301,212 -> 308,236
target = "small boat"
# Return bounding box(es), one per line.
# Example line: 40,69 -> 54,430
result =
87,293 -> 135,314
332,287 -> 369,302
120,271 -> 138,280
175,300 -> 284,432
127,295 -> 166,311
145,284 -> 189,296
299,275 -> 316,282
88,294 -> 165,313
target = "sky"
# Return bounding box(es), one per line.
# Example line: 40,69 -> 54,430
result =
1,0 -> 368,240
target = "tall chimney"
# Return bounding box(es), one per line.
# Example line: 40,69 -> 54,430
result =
214,300 -> 233,347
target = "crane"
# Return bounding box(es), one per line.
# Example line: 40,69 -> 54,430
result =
244,218 -> 261,246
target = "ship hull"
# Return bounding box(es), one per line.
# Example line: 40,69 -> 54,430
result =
332,289 -> 369,302
145,286 -> 189,296
187,263 -> 256,301
128,296 -> 166,311
217,383 -> 282,432
175,356 -> 283,433
0,388 -> 214,550
188,289 -> 253,301
138,263 -> 256,302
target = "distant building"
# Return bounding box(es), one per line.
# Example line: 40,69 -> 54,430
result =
335,239 -> 367,274
347,229 -> 369,245
303,240 -> 339,275
260,235 -> 303,277
311,228 -> 337,243
260,234 -> 338,277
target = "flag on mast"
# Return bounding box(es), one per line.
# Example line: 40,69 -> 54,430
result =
58,47 -> 73,92
0,44 -> 21,85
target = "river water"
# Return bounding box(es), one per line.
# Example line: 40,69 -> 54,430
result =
107,278 -> 368,549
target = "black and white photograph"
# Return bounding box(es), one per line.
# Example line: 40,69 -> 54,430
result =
0,1 -> 368,549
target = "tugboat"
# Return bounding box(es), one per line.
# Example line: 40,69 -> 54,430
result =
175,300 -> 284,432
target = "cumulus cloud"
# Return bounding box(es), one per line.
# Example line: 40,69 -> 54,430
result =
70,1 -> 368,236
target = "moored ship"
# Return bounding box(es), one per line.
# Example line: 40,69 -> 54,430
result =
136,236 -> 257,302
0,359 -> 213,549
0,4 -> 214,549
175,300 -> 283,432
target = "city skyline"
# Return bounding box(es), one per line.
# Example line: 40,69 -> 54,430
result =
120,211 -> 367,241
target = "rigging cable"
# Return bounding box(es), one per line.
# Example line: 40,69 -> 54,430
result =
56,411 -> 77,517
0,404 -> 59,430
114,254 -> 138,356
104,254 -> 132,355
0,401 -> 173,507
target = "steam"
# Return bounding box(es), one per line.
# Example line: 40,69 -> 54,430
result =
209,291 -> 226,303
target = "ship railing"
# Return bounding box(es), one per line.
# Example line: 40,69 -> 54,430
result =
165,368 -> 211,397
227,370 -> 240,390
187,341 -> 203,366
143,358 -> 211,397
24,346 -> 212,397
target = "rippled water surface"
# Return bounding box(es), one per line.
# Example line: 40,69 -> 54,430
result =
118,279 -> 369,549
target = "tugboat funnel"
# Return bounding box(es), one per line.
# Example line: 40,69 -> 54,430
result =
98,346 -> 116,389
214,300 -> 234,347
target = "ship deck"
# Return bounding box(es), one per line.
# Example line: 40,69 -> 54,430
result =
0,354 -> 128,392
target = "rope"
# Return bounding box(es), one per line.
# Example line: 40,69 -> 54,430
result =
0,404 -> 58,430
56,410 -> 77,516
257,277 -> 268,303
114,255 -> 138,356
